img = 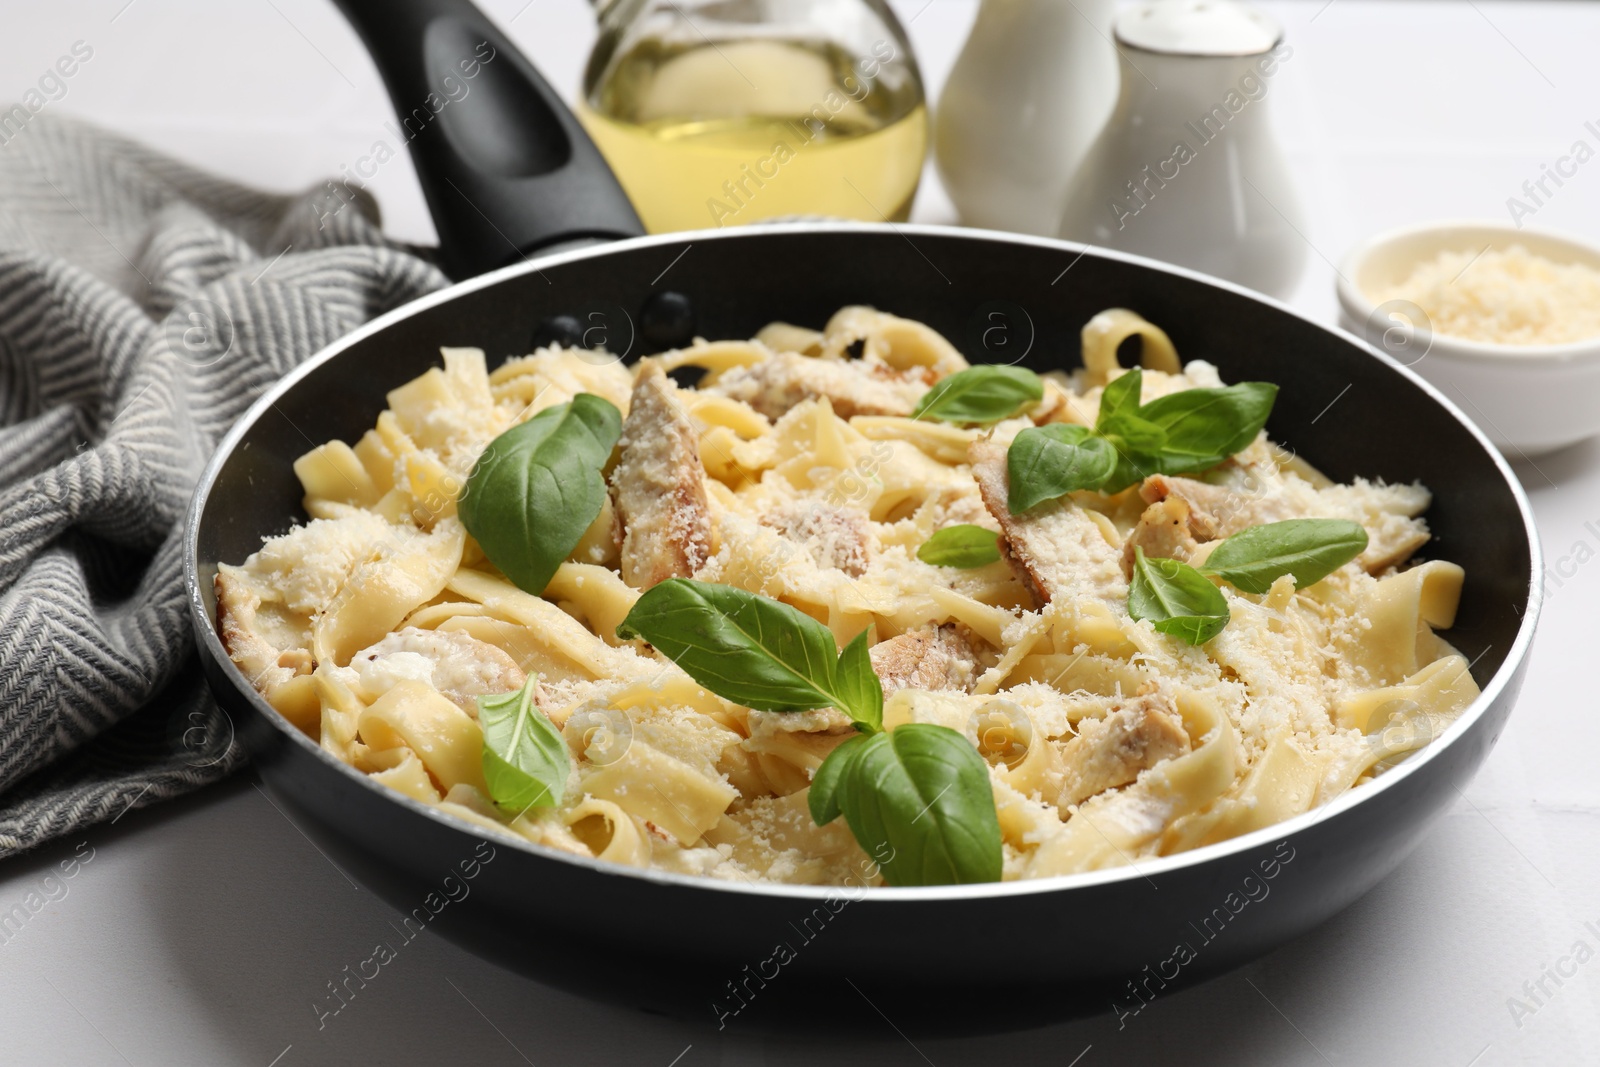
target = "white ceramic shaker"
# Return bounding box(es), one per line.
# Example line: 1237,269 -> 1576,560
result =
1056,0 -> 1306,299
933,0 -> 1118,236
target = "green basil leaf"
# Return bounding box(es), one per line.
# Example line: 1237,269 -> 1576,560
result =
1095,368 -> 1144,430
478,676 -> 569,813
458,393 -> 623,596
615,579 -> 884,727
1006,424 -> 1119,513
1201,518 -> 1369,594
1101,455 -> 1156,496
1096,412 -> 1169,495
1128,547 -> 1230,645
911,365 -> 1043,424
1150,613 -> 1231,645
918,524 -> 1001,568
1100,412 -> 1168,456
808,733 -> 870,826
837,725 -> 1003,886
834,629 -> 883,732
1136,381 -> 1278,475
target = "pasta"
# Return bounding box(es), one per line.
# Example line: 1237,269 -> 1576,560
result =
216,305 -> 1478,886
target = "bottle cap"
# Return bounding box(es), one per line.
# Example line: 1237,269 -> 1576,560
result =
1115,0 -> 1282,57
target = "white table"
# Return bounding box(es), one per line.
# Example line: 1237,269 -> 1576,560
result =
2,2 -> 1597,1063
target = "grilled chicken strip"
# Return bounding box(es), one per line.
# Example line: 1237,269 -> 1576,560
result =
612,361 -> 714,589
1056,691 -> 1192,808
968,438 -> 1127,607
869,624 -> 981,696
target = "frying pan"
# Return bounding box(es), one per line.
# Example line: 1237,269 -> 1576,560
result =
182,0 -> 1541,1035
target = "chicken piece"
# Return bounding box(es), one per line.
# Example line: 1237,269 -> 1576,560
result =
215,569 -> 312,694
1121,496 -> 1202,578
1144,474 -> 1432,575
348,627 -> 525,714
869,625 -> 980,696
707,351 -> 928,420
968,439 -> 1127,607
1139,475 -> 1234,540
612,361 -> 714,589
761,502 -> 871,577
1056,691 -> 1191,808
1316,482 -> 1433,573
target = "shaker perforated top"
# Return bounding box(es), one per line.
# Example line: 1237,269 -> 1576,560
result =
1115,0 -> 1282,56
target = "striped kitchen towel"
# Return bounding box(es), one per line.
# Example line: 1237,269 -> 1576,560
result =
0,113 -> 449,855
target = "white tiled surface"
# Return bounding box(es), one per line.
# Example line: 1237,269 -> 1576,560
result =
2,2 -> 1599,1064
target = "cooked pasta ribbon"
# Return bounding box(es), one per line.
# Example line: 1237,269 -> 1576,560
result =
214,306 -> 1478,887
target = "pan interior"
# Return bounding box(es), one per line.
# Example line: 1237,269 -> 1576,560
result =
192,226 -> 1533,873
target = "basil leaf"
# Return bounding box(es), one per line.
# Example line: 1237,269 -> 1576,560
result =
1101,455 -> 1156,496
1202,518 -> 1369,594
1136,381 -> 1278,475
911,365 -> 1043,425
1096,413 -> 1168,495
1095,368 -> 1144,430
918,524 -> 1001,568
478,676 -> 569,813
1100,412 -> 1168,456
1006,424 -> 1119,513
837,725 -> 1002,886
808,733 -> 870,826
1128,547 -> 1230,645
834,629 -> 883,732
458,393 -> 623,596
1003,369 -> 1278,508
615,579 -> 884,727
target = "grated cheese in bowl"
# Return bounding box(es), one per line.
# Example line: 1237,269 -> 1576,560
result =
1374,245 -> 1600,347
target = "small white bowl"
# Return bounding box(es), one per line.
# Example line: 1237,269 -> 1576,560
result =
1336,219 -> 1600,456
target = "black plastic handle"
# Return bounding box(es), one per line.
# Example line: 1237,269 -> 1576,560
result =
334,0 -> 643,279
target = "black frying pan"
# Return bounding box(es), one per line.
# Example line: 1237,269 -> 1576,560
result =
182,0 -> 1541,1036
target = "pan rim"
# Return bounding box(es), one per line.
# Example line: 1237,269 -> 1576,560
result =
184,222 -> 1544,903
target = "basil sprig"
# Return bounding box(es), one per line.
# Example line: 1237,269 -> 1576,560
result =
478,676 -> 570,813
808,725 -> 1003,887
912,365 -> 1043,425
1129,547 -> 1231,645
616,578 -> 882,728
458,393 -> 622,596
1128,519 -> 1370,645
617,580 -> 1002,886
1007,369 -> 1277,512
1200,518 -> 1368,594
917,524 -> 1002,568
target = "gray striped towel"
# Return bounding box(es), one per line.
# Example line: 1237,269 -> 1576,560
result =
0,113 -> 449,856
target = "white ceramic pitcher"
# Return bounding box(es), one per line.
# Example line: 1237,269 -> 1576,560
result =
1056,0 -> 1306,299
933,0 -> 1118,236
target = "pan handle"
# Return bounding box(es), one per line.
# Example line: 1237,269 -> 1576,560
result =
333,0 -> 643,278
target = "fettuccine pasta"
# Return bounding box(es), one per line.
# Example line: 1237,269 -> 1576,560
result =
216,306 -> 1476,885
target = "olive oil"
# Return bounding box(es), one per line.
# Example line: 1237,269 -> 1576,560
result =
580,38 -> 927,233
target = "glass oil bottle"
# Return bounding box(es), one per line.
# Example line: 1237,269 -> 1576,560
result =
580,0 -> 927,232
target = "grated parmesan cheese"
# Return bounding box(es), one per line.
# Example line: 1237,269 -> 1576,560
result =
1375,244 -> 1600,346
216,308 -> 1480,887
